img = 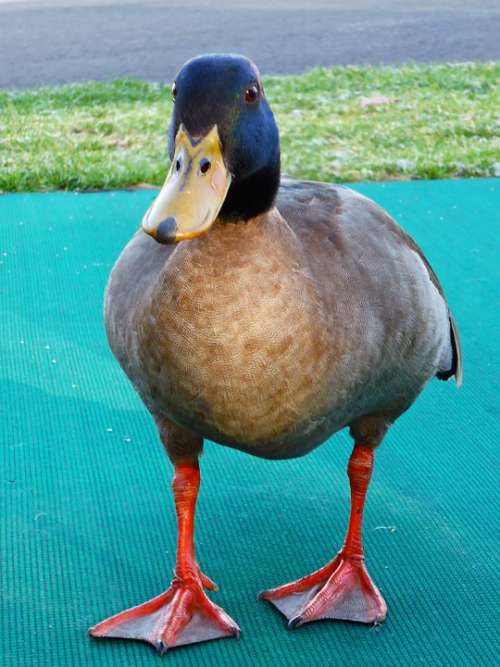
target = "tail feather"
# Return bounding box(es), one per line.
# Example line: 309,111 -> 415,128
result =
436,314 -> 463,387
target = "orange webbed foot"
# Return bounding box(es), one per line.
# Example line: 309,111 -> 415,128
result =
260,553 -> 386,627
89,573 -> 239,653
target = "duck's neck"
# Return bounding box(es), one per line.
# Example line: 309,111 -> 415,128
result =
167,206 -> 301,287
219,158 -> 281,222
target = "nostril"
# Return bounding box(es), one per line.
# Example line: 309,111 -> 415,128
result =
200,158 -> 211,174
175,158 -> 181,172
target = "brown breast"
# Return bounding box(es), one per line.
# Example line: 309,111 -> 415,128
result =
135,210 -> 335,449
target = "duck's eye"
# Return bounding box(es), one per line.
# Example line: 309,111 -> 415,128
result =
200,158 -> 211,175
171,82 -> 177,100
244,84 -> 259,104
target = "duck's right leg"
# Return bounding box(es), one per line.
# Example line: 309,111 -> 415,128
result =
260,442 -> 387,627
89,419 -> 239,654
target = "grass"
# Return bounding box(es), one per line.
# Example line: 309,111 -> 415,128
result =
0,62 -> 499,191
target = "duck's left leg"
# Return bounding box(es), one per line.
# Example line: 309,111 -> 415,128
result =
90,420 -> 239,653
260,443 -> 387,627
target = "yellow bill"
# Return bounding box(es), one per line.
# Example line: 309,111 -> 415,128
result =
142,124 -> 232,243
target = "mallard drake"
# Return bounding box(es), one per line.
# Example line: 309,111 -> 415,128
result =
90,54 -> 462,653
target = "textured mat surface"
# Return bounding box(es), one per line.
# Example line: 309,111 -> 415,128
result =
0,179 -> 497,667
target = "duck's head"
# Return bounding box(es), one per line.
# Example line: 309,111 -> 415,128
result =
142,54 -> 280,243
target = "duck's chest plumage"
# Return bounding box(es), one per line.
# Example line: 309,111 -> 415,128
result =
108,210 -> 338,456
105,182 -> 453,458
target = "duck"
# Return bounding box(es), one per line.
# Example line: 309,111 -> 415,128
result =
89,54 -> 462,654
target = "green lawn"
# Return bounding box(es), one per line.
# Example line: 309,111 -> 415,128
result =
0,62 -> 498,192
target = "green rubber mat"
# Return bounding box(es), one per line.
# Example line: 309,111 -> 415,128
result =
1,179 -> 497,667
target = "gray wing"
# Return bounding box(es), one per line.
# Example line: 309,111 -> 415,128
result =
276,177 -> 462,386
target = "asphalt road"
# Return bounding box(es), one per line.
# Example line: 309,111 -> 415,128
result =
1,0 -> 499,89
